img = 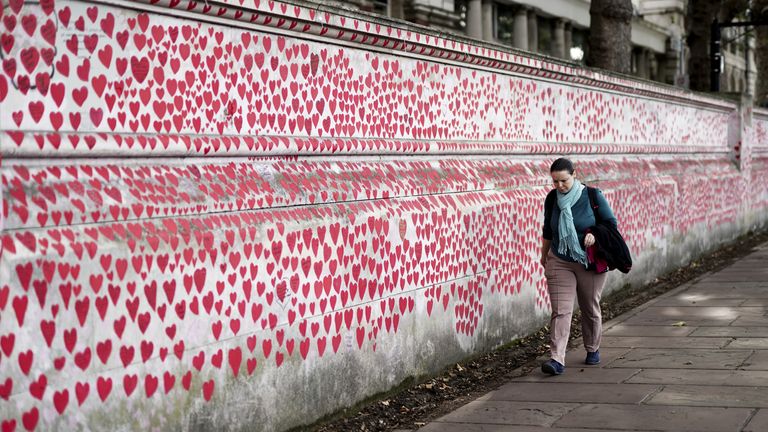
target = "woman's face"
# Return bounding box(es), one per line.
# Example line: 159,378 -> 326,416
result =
551,170 -> 574,194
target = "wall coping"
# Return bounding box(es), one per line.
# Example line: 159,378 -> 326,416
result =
90,0 -> 735,111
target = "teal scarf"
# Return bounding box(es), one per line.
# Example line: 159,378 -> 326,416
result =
557,179 -> 588,267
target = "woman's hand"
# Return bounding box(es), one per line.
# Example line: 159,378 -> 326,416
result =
540,239 -> 551,268
584,233 -> 596,248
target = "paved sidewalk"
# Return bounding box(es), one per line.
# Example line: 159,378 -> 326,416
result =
418,242 -> 768,432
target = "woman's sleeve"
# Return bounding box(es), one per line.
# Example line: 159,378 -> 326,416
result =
596,189 -> 618,228
542,191 -> 554,240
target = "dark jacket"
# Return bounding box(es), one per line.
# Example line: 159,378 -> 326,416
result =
589,222 -> 632,273
543,187 -> 617,264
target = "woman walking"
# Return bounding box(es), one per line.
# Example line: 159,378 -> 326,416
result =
540,158 -> 618,375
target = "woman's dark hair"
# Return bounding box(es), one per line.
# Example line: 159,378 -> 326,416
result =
550,157 -> 574,174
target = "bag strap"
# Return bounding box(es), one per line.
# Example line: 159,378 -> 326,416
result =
587,186 -> 600,223
547,186 -> 600,223
544,189 -> 556,222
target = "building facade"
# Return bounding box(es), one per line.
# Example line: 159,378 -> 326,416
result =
337,0 -> 755,94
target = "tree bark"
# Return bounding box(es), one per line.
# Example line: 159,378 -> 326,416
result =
587,0 -> 633,73
686,0 -> 719,91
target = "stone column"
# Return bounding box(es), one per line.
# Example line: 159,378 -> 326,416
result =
527,10 -> 538,53
513,7 -> 528,50
358,0 -> 374,12
637,48 -> 649,79
553,19 -> 566,58
467,0 -> 483,39
482,0 -> 494,41
387,0 -> 404,19
564,22 -> 572,60
664,34 -> 682,85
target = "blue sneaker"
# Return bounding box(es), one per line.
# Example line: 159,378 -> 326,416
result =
541,359 -> 564,375
585,350 -> 600,365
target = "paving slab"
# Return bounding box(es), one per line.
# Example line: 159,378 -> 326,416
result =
744,409 -> 768,432
729,315 -> 768,326
621,306 -> 739,326
725,338 -> 768,349
707,264 -> 768,270
509,367 -> 640,384
419,425 -> 644,432
690,326 -> 768,337
741,350 -> 768,370
562,347 -> 630,367
683,281 -> 768,288
603,324 -> 696,337
607,348 -> 751,369
710,260 -> 768,265
722,307 -> 765,316
680,284 -> 768,297
601,336 -> 732,349
742,299 -> 768,307
627,368 -> 768,386
693,278 -> 765,289
553,404 -> 753,431
432,401 -> 577,427
620,317 -> 734,327
642,306 -> 764,317
646,384 -> 768,407
478,383 -> 658,404
714,261 -> 768,266
705,264 -> 768,270
700,273 -> 768,282
653,296 -> 746,307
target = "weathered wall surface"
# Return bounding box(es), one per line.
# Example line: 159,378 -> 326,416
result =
0,0 -> 766,430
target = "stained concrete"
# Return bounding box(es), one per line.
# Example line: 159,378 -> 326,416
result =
561,347 -> 631,366
607,348 -> 752,369
744,409 -> 768,432
729,315 -> 768,326
419,425 -> 650,432
741,350 -> 768,370
726,338 -> 768,349
620,306 -> 742,326
603,324 -> 697,337
647,384 -> 768,407
653,296 -> 747,307
554,404 -> 752,431
509,367 -> 641,384
627,368 -> 768,386
478,382 -> 658,404
419,424 -> 640,432
690,326 -> 768,337
431,401 -> 578,426
601,335 -> 732,349
742,299 -> 768,306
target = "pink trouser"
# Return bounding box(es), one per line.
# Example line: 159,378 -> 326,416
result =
545,250 -> 608,365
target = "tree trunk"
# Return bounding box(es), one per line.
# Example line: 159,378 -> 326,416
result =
685,0 -> 748,92
686,0 -> 719,91
587,0 -> 633,74
755,0 -> 768,105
